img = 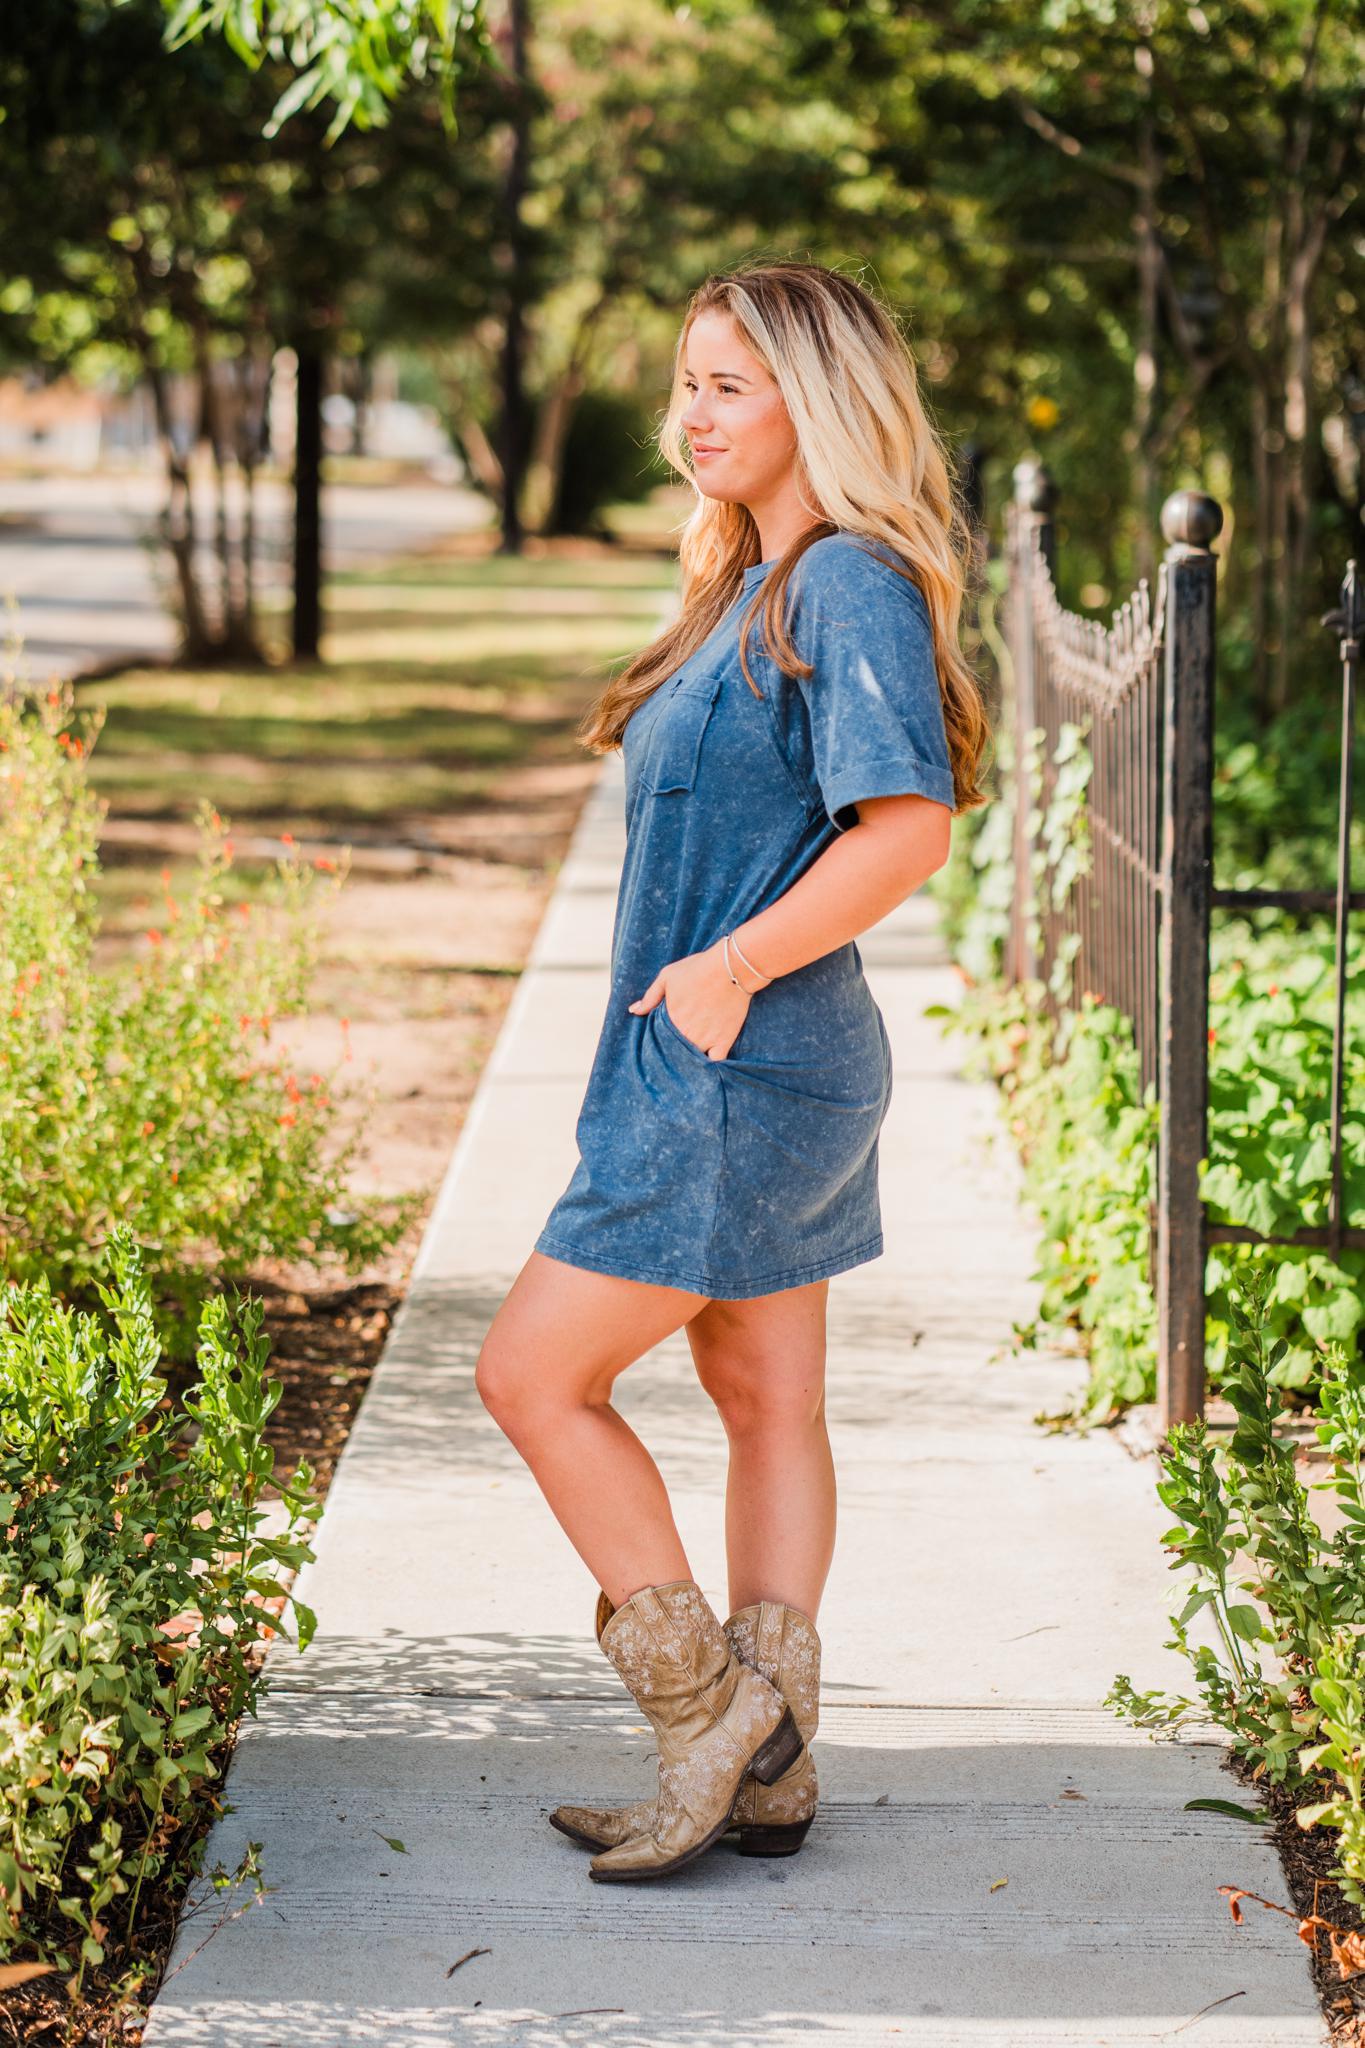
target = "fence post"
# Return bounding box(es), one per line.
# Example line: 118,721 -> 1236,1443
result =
1156,488 -> 1223,1429
1007,461 -> 1057,986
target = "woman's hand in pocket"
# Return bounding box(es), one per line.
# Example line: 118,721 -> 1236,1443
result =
627,941 -> 753,1060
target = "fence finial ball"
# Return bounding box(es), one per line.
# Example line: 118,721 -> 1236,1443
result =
1160,490 -> 1223,550
1013,459 -> 1057,514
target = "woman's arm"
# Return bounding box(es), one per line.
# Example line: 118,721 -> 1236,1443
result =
627,791 -> 952,1058
731,791 -> 951,981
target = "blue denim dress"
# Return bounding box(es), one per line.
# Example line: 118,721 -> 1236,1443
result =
534,530 -> 956,1299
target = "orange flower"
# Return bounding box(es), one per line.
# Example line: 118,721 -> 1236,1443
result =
279,1109 -> 297,1128
171,1169 -> 179,1184
146,929 -> 163,946
1268,983 -> 1279,997
314,856 -> 336,872
1208,1027 -> 1217,1045
142,1120 -> 155,1136
281,831 -> 295,848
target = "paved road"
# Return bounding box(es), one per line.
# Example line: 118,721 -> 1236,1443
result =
0,469 -> 490,684
143,757 -> 1326,2047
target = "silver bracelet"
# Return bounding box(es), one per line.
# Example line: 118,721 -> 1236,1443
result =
724,929 -> 772,992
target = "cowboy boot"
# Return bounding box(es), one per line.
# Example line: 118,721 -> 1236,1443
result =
547,1591 -> 658,1850
724,1600 -> 821,1856
582,1579 -> 804,1883
550,1594 -> 821,1859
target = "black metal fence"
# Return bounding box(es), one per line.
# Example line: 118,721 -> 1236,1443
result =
1004,463 -> 1362,1428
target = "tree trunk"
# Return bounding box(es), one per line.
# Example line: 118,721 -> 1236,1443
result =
1132,108 -> 1162,593
495,0 -> 532,555
293,337 -> 324,662
446,395 -> 504,495
141,351 -> 213,662
526,294 -> 608,536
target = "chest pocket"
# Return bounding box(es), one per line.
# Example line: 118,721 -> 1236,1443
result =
640,672 -> 724,795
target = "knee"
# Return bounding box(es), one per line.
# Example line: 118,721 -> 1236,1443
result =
700,1364 -> 825,1440
474,1335 -> 534,1434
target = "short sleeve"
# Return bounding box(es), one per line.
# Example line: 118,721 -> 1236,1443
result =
789,534 -> 956,832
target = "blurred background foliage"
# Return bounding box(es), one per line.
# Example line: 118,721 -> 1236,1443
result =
0,0 -> 1360,714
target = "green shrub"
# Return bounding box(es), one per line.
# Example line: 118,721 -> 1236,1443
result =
1109,1266 -> 1365,1909
935,915 -> 1365,1419
1202,922 -> 1365,1389
548,388 -> 667,537
0,676 -> 421,1355
0,1226 -> 319,1993
934,984 -> 1159,1419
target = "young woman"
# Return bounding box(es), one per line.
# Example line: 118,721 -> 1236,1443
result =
476,260 -> 990,1884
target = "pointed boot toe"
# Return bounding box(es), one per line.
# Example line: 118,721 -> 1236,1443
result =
547,1590 -> 656,1851
548,1793 -> 655,1850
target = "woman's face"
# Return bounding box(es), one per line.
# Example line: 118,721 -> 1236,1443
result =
678,310 -> 798,510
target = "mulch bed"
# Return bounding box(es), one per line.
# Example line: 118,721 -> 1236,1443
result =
1224,1746 -> 1365,2043
159,1271 -> 402,1502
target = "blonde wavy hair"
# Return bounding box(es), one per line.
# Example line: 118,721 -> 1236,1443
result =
578,259 -> 991,815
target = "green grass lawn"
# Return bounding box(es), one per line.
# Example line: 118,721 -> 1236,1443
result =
77,548 -> 676,831
73,539 -> 678,937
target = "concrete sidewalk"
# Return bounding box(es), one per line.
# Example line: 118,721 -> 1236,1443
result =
145,754 -> 1325,2047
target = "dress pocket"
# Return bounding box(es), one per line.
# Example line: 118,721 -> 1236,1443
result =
641,673 -> 724,795
657,994 -> 712,1059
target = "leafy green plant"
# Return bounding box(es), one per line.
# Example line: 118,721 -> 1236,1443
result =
1202,922 -> 1365,1390
0,1225 -> 319,1993
1108,1267 -> 1365,1906
933,983 -> 1159,1420
936,655 -> 1365,1419
934,881 -> 1365,1420
0,675 -> 422,1354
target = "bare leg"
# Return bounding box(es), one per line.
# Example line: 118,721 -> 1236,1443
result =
475,1249 -> 709,1609
686,1280 -> 835,1621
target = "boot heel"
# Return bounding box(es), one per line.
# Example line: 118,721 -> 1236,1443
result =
735,1816 -> 813,1858
748,1704 -> 803,1786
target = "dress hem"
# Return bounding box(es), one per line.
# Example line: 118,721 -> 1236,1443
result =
532,1228 -> 884,1300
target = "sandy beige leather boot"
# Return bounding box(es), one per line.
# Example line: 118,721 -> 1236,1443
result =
725,1600 -> 820,1856
583,1579 -> 804,1883
550,1594 -> 820,1858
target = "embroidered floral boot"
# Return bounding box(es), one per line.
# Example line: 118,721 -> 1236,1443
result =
549,1593 -> 821,1858
581,1579 -> 804,1883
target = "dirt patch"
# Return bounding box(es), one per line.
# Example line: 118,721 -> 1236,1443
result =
1223,1748 -> 1365,2043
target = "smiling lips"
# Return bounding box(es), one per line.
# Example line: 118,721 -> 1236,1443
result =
691,444 -> 727,461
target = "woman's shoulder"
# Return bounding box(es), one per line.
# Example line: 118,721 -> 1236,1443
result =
793,528 -> 929,619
